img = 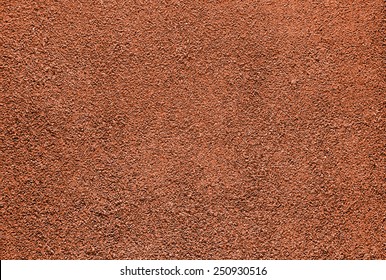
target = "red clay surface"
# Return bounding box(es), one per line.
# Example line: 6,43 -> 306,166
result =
1,0 -> 385,259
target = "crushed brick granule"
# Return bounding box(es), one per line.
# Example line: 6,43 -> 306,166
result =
1,0 -> 385,259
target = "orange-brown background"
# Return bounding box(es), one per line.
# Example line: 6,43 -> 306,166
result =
1,0 -> 385,259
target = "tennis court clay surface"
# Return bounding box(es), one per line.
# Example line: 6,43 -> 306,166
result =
1,0 -> 385,259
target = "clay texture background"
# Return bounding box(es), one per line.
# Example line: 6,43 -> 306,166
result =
1,0 -> 385,259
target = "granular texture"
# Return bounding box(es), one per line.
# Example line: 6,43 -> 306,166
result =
1,0 -> 385,259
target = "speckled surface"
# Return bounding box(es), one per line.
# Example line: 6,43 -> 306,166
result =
1,0 -> 385,259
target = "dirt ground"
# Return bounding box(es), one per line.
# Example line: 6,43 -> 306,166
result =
1,0 -> 385,259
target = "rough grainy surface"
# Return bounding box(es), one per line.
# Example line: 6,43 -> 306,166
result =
1,0 -> 385,260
